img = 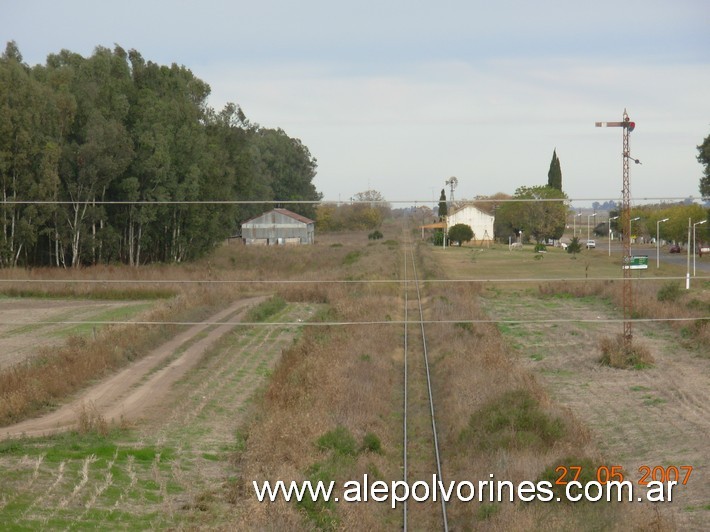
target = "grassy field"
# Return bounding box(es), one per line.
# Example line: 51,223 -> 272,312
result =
0,221 -> 707,530
0,301 -> 318,529
430,241 -> 688,281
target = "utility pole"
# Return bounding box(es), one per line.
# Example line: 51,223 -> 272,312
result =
596,109 -> 639,350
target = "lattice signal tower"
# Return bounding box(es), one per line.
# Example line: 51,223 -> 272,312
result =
595,109 -> 639,349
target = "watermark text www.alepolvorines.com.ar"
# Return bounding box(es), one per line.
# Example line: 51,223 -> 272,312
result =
253,471 -> 687,508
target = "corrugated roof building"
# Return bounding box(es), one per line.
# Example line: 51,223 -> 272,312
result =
241,208 -> 315,245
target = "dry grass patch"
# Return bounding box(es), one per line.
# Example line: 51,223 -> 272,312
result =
539,278 -> 710,350
415,242 -> 674,530
226,228 -> 403,530
0,286 -> 243,425
599,335 -> 655,369
75,402 -> 109,436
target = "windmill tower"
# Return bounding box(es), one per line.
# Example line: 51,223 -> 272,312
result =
445,176 -> 458,209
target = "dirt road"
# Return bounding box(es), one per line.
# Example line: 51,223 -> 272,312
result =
0,296 -> 264,440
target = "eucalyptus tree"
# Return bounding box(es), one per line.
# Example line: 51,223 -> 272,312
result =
0,41 -> 325,267
0,42 -> 61,266
42,46 -> 134,267
251,127 -> 321,220
122,51 -> 214,263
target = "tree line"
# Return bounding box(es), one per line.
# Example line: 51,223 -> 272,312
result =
0,42 -> 321,267
315,190 -> 391,231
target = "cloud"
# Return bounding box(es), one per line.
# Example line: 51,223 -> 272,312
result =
4,0 -> 709,204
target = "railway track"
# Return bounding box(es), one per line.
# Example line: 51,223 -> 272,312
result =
402,235 -> 448,531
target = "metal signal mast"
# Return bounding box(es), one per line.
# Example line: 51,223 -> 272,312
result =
595,109 -> 639,349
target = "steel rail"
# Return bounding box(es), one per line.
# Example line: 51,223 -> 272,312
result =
404,236 -> 449,531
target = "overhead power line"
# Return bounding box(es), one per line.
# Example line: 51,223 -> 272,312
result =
0,316 -> 706,328
0,195 -> 706,205
0,275 -> 707,284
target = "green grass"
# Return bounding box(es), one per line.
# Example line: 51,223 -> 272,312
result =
642,395 -> 667,406
0,430 -> 175,463
51,303 -> 154,337
342,250 -> 363,266
0,429 -> 180,528
317,426 -> 358,456
0,288 -> 174,301
0,301 -> 319,530
431,242 -> 686,283
247,295 -> 287,322
459,389 -> 565,451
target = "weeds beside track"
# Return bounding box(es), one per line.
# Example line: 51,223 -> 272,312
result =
402,225 -> 448,531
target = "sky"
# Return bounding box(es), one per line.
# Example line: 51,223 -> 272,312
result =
3,0 -> 710,208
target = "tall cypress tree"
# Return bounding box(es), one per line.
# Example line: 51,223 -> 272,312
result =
438,189 -> 447,220
698,132 -> 710,200
547,149 -> 562,190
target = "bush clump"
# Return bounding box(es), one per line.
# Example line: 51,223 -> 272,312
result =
599,335 -> 654,369
459,389 -> 565,451
360,432 -> 382,454
657,282 -> 683,303
247,296 -> 287,322
316,426 -> 359,456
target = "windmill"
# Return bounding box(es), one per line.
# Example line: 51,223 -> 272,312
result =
445,176 -> 458,206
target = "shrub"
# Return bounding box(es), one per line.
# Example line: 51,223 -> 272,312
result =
534,242 -> 547,252
448,223 -> 474,246
599,335 -> 654,369
317,426 -> 358,456
298,461 -> 339,529
459,389 -> 565,451
657,282 -> 683,303
247,296 -> 287,322
367,230 -> 383,240
361,432 -> 382,454
76,402 -> 109,436
566,236 -> 582,255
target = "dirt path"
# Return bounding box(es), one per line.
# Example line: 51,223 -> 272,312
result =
480,290 -> 710,530
0,296 -> 265,440
0,302 -> 317,529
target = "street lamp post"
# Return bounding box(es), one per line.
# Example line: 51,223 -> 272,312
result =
686,218 -> 691,290
656,218 -> 669,268
609,215 -> 619,257
573,212 -> 582,238
587,213 -> 597,246
630,216 -> 640,238
693,220 -> 706,277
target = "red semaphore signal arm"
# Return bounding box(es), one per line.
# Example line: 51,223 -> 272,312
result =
595,121 -> 635,132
